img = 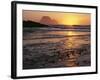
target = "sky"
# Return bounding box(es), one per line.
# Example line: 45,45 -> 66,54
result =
23,10 -> 91,25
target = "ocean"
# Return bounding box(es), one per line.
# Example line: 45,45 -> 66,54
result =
23,27 -> 91,69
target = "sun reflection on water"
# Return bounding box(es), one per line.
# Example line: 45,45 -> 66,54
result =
62,31 -> 79,67
64,31 -> 76,49
67,31 -> 74,36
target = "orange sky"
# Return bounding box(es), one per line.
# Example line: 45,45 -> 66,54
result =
23,10 -> 91,25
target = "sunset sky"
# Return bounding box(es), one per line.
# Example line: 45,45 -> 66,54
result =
23,10 -> 91,25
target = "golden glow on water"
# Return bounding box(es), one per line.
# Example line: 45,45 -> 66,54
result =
62,31 -> 83,50
61,31 -> 75,49
67,38 -> 74,48
67,31 -> 74,36
62,31 -> 84,67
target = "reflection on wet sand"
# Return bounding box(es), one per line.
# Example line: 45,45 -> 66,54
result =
63,32 -> 80,67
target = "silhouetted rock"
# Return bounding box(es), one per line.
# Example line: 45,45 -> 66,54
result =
40,16 -> 58,25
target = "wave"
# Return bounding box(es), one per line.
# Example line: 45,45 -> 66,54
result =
24,27 -> 90,32
24,34 -> 90,40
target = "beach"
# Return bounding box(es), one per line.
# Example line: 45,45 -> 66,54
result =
23,27 -> 91,69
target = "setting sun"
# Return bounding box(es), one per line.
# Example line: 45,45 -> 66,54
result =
62,15 -> 79,25
60,13 -> 91,25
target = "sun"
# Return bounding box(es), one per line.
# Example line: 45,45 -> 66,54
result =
60,14 -> 81,25
64,16 -> 79,25
67,16 -> 79,25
